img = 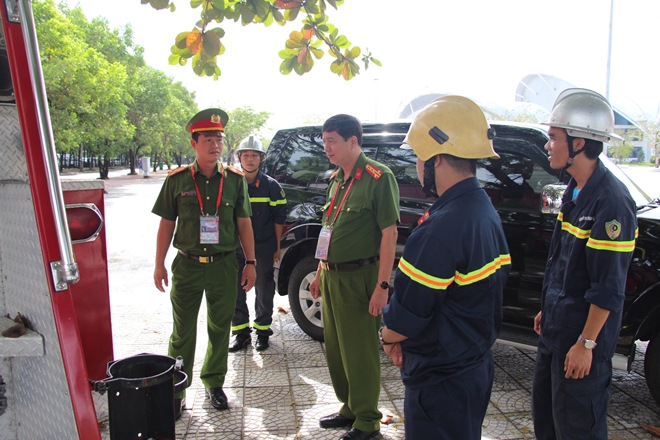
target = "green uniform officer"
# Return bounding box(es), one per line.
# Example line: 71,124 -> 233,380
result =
310,114 -> 400,440
152,108 -> 257,418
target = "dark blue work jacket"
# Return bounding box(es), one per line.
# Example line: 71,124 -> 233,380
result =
383,177 -> 511,389
540,160 -> 637,363
245,170 -> 287,255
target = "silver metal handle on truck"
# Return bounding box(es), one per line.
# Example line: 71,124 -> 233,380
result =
17,0 -> 79,290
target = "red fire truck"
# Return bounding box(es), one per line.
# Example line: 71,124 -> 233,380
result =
1,1 -> 113,438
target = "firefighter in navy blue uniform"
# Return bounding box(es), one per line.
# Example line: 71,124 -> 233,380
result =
229,135 -> 287,352
380,96 -> 511,439
532,89 -> 638,440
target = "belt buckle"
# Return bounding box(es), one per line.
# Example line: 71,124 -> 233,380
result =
198,256 -> 210,264
320,261 -> 329,271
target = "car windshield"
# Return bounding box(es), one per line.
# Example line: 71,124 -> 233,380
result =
600,154 -> 652,207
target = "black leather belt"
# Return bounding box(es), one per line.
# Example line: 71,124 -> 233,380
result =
320,257 -> 379,272
178,249 -> 231,263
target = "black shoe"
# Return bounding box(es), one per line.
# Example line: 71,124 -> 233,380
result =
174,397 -> 185,421
255,335 -> 269,351
319,412 -> 355,428
205,387 -> 228,410
228,334 -> 250,352
339,428 -> 380,440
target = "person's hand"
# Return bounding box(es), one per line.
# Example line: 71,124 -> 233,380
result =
310,274 -> 321,299
564,342 -> 593,379
154,265 -> 169,292
241,264 -> 257,291
274,246 -> 281,264
534,311 -> 542,335
384,342 -> 403,369
369,286 -> 388,316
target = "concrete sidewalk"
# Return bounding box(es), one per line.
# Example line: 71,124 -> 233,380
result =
88,170 -> 660,440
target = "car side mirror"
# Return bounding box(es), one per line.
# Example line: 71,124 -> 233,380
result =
541,184 -> 566,214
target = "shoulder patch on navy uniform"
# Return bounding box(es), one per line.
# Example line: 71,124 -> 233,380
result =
168,166 -> 188,177
365,163 -> 383,180
605,219 -> 621,240
227,166 -> 245,176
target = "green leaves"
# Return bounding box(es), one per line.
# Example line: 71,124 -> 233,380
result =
144,0 -> 379,81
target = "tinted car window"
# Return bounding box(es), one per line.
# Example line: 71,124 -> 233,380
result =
271,133 -> 333,189
478,152 -> 549,211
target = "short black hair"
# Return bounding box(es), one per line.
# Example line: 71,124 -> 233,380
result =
566,132 -> 603,160
322,114 -> 363,146
439,154 -> 477,175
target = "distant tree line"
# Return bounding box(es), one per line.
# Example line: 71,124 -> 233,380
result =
35,0 -> 199,178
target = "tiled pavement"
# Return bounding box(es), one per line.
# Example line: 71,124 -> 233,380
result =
70,169 -> 660,439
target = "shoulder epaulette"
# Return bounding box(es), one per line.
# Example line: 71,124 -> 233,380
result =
365,163 -> 383,180
330,169 -> 340,180
168,166 -> 188,177
227,166 -> 245,176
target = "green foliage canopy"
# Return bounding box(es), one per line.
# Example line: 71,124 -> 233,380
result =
224,106 -> 271,161
141,0 -> 380,80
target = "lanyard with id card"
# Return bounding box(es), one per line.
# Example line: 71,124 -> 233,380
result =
314,176 -> 355,260
191,164 -> 224,244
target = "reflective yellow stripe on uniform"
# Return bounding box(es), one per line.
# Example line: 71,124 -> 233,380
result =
587,228 -> 638,252
558,212 -> 638,252
249,196 -> 287,207
232,323 -> 250,332
252,323 -> 271,331
398,254 -> 511,290
454,254 -> 512,286
557,212 -> 591,240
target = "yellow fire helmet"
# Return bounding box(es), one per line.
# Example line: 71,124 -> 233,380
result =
403,95 -> 499,161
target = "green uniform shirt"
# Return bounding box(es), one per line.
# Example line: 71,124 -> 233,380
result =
152,160 -> 252,254
323,153 -> 400,263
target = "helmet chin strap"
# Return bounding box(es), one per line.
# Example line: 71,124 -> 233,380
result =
423,157 -> 439,198
563,133 -> 584,170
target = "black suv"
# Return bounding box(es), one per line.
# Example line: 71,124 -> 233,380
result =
261,121 -> 660,406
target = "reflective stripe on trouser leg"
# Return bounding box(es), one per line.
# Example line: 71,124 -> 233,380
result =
253,252 -> 276,336
321,263 -> 382,432
232,253 -> 251,335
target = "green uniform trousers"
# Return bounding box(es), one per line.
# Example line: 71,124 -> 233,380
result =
168,252 -> 238,395
320,263 -> 383,432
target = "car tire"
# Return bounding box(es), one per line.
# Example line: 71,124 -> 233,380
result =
644,338 -> 660,406
288,255 -> 324,341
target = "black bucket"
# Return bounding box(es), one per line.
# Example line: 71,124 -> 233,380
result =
93,353 -> 187,440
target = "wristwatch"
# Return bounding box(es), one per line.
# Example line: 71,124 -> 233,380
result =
379,327 -> 394,346
245,260 -> 257,267
578,334 -> 597,349
378,281 -> 390,290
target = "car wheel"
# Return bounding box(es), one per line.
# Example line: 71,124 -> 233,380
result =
645,338 -> 660,406
288,255 -> 324,341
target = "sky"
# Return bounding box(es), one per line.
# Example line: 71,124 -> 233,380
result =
61,0 -> 660,133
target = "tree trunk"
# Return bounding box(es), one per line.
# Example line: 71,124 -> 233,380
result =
128,148 -> 136,175
99,155 -> 110,179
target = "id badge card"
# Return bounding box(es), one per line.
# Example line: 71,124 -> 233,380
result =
200,215 -> 219,244
315,226 -> 333,260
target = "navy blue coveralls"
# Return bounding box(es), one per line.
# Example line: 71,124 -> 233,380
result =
382,177 -> 511,440
532,160 -> 637,440
232,170 -> 287,336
